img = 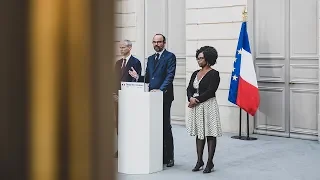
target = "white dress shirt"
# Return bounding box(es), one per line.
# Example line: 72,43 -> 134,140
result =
155,49 -> 165,60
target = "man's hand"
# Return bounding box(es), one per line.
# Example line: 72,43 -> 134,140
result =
188,97 -> 199,108
128,67 -> 139,80
150,89 -> 161,92
113,93 -> 118,102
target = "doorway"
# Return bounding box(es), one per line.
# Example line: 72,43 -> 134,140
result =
252,0 -> 319,140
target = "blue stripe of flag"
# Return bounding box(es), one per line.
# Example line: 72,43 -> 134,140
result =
228,22 -> 251,105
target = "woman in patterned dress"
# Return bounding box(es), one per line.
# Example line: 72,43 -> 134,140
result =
186,46 -> 222,173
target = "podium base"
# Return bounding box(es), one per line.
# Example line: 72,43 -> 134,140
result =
118,90 -> 163,174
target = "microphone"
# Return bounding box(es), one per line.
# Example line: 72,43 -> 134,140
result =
143,69 -> 147,92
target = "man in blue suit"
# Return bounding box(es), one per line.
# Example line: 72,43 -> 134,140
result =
129,34 -> 176,167
114,39 -> 142,158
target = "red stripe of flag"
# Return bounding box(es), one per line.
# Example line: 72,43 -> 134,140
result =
236,77 -> 260,116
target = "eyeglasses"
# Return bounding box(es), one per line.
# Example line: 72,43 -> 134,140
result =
196,57 -> 205,61
152,41 -> 163,44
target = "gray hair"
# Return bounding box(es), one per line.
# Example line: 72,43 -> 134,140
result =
122,39 -> 132,47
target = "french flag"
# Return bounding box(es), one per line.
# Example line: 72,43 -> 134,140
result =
228,21 -> 260,116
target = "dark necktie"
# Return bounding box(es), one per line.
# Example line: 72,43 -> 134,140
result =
121,58 -> 126,74
155,53 -> 160,65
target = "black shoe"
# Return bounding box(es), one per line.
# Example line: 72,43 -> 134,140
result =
192,161 -> 204,172
203,162 -> 214,173
166,159 -> 174,167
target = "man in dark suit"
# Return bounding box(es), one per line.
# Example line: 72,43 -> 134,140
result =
113,39 -> 142,158
129,34 -> 176,167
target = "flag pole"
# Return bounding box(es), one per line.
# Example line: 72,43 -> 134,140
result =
239,7 -> 258,141
231,7 -> 258,141
240,112 -> 258,140
231,108 -> 242,139
230,8 -> 247,140
242,7 -> 247,22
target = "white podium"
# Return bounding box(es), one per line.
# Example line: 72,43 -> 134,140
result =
118,82 -> 163,174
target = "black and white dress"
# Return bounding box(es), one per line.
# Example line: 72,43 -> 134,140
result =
186,69 -> 222,140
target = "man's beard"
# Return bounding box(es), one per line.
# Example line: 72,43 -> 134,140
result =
154,45 -> 162,52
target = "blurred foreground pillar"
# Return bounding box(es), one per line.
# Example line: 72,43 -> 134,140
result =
28,0 -> 115,179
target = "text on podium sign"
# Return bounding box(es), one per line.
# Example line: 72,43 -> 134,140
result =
121,82 -> 147,92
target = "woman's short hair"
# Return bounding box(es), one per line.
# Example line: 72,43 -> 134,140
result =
196,46 -> 218,65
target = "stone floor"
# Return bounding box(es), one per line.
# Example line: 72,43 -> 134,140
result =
117,125 -> 320,180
